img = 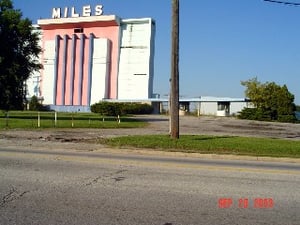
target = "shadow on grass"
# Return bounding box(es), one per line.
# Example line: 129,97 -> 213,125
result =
134,117 -> 169,122
192,136 -> 234,141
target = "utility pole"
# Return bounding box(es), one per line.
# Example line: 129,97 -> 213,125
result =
170,0 -> 179,139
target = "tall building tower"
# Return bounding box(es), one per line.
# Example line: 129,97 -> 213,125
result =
28,5 -> 155,112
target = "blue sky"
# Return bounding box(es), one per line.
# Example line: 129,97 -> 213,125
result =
14,0 -> 300,104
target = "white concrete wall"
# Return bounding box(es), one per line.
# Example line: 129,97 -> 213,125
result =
200,102 -> 217,115
200,101 -> 248,116
42,40 -> 56,105
90,38 -> 110,104
26,76 -> 39,98
117,19 -> 155,99
26,27 -> 42,99
230,102 -> 248,115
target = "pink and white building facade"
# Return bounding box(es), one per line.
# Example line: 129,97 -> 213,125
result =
27,4 -> 155,111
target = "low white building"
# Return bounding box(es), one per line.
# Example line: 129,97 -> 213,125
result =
154,96 -> 251,116
197,96 -> 251,116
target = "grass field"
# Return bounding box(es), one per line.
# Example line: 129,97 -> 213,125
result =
0,111 -> 146,129
102,135 -> 300,158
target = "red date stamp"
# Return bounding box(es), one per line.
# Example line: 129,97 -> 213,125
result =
218,198 -> 233,208
218,198 -> 274,208
253,198 -> 274,208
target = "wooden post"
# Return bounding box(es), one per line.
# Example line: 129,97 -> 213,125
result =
5,111 -> 9,128
170,0 -> 180,139
54,111 -> 57,127
37,112 -> 40,128
71,113 -> 74,128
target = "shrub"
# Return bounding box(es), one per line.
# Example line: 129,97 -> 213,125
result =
29,96 -> 48,111
277,114 -> 297,123
238,107 -> 297,123
90,102 -> 153,116
122,103 -> 153,115
238,108 -> 272,121
90,102 -> 122,116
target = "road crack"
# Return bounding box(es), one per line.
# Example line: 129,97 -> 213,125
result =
112,176 -> 125,182
85,169 -> 128,186
85,176 -> 103,186
0,187 -> 29,207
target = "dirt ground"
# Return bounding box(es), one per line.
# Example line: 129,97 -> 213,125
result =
1,115 -> 300,148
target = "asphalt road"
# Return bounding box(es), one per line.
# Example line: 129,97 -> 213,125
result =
1,147 -> 300,225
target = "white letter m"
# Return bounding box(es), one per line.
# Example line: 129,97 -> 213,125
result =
52,8 -> 61,19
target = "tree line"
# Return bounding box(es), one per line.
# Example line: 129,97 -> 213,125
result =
238,77 -> 297,123
0,0 -> 41,110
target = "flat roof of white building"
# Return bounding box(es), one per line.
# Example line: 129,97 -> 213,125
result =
104,96 -> 250,103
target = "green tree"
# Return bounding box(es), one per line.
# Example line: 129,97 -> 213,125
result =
0,0 -> 41,110
240,77 -> 264,108
29,95 -> 45,111
239,77 -> 297,122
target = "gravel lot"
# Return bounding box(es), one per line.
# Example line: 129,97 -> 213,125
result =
1,115 -> 300,150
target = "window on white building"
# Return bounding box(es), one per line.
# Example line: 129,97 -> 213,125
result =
217,102 -> 230,112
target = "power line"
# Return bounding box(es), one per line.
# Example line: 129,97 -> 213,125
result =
264,0 -> 300,6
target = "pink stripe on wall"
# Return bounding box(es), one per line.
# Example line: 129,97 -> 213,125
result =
81,37 -> 90,106
73,37 -> 81,105
64,36 -> 73,105
56,37 -> 64,105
